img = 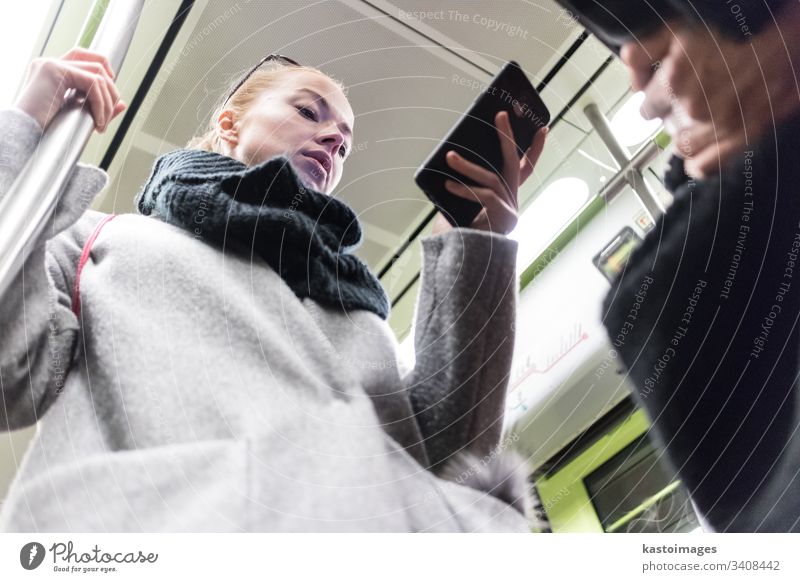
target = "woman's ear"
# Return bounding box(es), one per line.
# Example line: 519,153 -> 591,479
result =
217,110 -> 239,146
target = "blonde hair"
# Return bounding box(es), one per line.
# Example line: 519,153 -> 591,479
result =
186,62 -> 345,154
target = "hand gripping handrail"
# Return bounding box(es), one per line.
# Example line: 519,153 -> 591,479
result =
0,0 -> 144,301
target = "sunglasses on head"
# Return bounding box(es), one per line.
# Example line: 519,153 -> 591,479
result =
221,54 -> 301,108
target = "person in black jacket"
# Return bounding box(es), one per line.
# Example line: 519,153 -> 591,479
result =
593,0 -> 800,531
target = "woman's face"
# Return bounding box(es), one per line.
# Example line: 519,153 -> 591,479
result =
219,69 -> 354,195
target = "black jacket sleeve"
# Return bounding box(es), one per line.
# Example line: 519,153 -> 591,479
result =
602,112 -> 800,532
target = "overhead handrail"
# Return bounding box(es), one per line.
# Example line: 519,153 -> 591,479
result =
0,0 -> 145,301
584,102 -> 666,223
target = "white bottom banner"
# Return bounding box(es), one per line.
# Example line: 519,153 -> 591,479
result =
0,533 -> 797,581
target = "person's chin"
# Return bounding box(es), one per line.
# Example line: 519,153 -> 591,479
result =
294,156 -> 328,193
298,172 -> 326,193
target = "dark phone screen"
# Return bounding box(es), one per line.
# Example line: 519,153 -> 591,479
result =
414,61 -> 550,227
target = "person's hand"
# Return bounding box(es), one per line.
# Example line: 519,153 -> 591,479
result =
621,4 -> 800,179
13,47 -> 127,133
432,111 -> 548,236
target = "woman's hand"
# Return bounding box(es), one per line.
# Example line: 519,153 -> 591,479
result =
13,47 -> 127,133
433,111 -> 548,236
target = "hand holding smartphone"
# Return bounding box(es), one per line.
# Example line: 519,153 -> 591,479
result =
414,61 -> 550,229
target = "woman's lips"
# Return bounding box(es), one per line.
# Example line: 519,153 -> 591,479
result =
299,154 -> 327,189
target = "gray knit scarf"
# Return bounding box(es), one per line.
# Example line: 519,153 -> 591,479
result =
134,149 -> 389,319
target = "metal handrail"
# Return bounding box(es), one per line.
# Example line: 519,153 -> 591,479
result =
584,102 -> 666,222
0,0 -> 145,301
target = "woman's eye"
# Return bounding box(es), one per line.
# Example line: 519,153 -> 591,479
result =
297,106 -> 317,121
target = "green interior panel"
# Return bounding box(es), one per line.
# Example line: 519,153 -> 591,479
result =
536,409 -> 650,533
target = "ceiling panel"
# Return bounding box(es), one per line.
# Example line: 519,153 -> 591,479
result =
540,36 -> 628,132
384,0 -> 583,78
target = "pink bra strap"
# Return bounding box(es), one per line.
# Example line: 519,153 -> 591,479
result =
71,213 -> 117,317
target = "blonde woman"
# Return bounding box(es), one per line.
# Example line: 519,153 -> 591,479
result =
1,47 -> 546,532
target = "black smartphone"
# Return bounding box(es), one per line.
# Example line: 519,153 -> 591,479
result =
414,61 -> 550,228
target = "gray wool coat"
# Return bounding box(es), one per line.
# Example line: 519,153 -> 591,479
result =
0,108 -> 528,532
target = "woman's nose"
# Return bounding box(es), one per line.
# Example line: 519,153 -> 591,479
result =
316,126 -> 345,153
